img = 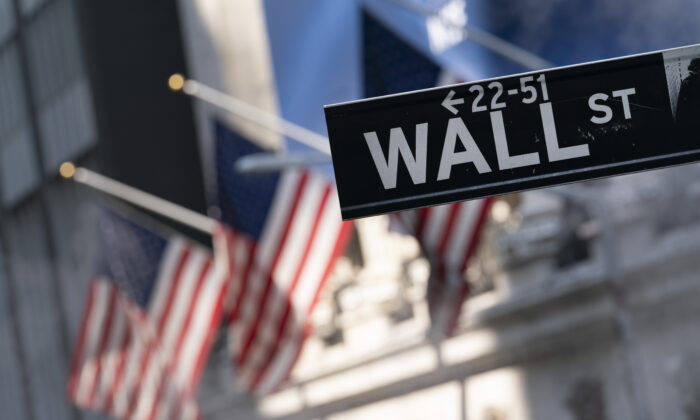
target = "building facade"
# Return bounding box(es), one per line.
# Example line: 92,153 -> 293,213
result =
0,1 -> 203,419
196,162 -> 700,420
2,1 -> 700,420
177,2 -> 700,420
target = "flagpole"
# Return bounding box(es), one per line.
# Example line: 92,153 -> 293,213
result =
59,163 -> 216,235
168,75 -> 332,156
234,151 -> 331,174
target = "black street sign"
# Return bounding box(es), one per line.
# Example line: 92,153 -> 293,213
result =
325,44 -> 700,220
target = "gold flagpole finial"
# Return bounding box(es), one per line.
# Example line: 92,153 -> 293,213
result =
168,73 -> 186,92
59,162 -> 76,179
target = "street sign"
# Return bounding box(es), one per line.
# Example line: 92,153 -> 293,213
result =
325,44 -> 700,220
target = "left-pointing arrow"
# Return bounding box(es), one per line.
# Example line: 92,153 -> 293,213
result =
441,89 -> 465,115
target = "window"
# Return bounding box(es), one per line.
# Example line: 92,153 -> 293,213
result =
0,44 -> 39,206
24,0 -> 96,173
24,0 -> 82,106
0,44 -> 28,137
19,0 -> 47,18
0,0 -> 15,44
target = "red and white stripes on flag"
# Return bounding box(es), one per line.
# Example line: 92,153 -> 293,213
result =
216,170 -> 352,395
67,237 -> 229,420
392,199 -> 492,337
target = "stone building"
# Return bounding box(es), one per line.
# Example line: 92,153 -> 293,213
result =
177,2 -> 700,419
0,1 -> 204,419
1,1 -> 699,420
197,165 -> 700,420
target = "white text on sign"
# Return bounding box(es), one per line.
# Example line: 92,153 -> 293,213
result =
365,76 -> 637,190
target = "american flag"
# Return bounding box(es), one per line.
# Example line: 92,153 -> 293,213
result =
67,206 -> 229,420
363,9 -> 493,337
213,121 -> 352,395
391,201 -> 492,336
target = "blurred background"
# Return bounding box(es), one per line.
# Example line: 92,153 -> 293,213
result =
2,0 -> 700,419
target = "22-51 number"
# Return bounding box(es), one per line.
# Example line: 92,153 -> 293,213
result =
469,74 -> 549,112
